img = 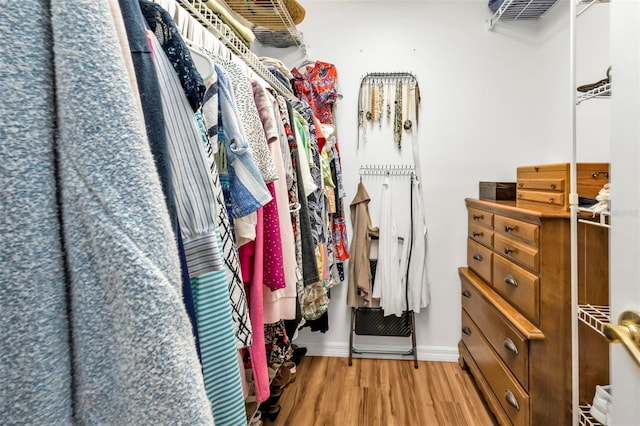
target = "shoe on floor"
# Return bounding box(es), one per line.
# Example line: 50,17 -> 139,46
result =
261,404 -> 281,422
577,66 -> 611,93
292,344 -> 307,365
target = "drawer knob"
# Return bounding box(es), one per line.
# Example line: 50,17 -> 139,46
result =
472,254 -> 483,261
473,214 -> 484,221
550,183 -> 556,189
505,390 -> 520,411
503,337 -> 519,355
472,231 -> 483,237
504,275 -> 518,287
462,290 -> 471,298
517,182 -> 523,188
504,247 -> 514,255
592,171 -> 609,178
548,197 -> 555,203
504,225 -> 515,232
462,326 -> 472,336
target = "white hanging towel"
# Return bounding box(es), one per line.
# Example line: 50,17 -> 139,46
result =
403,177 -> 430,312
373,176 -> 405,316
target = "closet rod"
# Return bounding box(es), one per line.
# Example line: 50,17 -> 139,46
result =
359,164 -> 416,176
175,0 -> 296,100
361,72 -> 418,81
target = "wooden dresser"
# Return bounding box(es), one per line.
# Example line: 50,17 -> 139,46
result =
459,198 -> 572,426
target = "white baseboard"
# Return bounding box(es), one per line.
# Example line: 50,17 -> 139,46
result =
298,341 -> 459,363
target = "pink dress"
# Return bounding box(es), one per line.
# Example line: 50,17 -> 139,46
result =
263,139 -> 298,324
238,208 -> 269,403
262,182 -> 286,291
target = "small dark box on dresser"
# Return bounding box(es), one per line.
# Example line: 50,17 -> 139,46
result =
479,182 -> 517,201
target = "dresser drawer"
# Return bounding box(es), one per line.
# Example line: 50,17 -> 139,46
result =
493,254 -> 540,326
469,222 -> 493,248
516,162 -> 609,212
494,215 -> 539,248
494,234 -> 539,273
468,238 -> 493,284
461,277 -> 529,390
517,178 -> 565,192
462,311 -> 530,426
468,207 -> 493,229
516,190 -> 565,208
576,163 -> 610,199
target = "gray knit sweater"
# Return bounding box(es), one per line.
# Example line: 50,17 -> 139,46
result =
1,1 -> 213,424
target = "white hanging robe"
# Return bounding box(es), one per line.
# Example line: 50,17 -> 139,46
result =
372,176 -> 405,316
374,176 -> 429,317
403,177 -> 430,313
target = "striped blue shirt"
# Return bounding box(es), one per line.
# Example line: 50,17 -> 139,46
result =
149,30 -> 224,277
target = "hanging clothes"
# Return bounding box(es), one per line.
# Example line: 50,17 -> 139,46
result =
139,0 -> 205,111
405,177 -> 430,312
286,101 -> 320,288
217,57 -> 279,183
0,0 -> 214,423
214,63 -> 272,219
372,176 -> 406,317
292,61 -> 350,284
149,28 -> 246,425
1,3 -> 73,423
197,106 -> 253,349
238,208 -> 270,405
149,28 -> 225,278
118,0 -> 176,228
291,61 -> 339,125
347,181 -> 379,308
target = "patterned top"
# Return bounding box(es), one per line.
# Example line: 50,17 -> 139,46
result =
139,0 -> 205,111
291,61 -> 338,125
196,108 -> 253,349
216,58 -> 279,183
293,103 -> 325,247
213,63 -> 272,218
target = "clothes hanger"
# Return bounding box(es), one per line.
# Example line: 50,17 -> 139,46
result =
165,0 -> 176,19
188,46 -> 215,81
295,43 -> 315,69
176,11 -> 214,81
298,57 -> 315,68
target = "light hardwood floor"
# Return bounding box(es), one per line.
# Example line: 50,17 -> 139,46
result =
263,356 -> 498,426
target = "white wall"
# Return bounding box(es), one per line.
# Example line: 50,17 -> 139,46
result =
255,0 -> 609,361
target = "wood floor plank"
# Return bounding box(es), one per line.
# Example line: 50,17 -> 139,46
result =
262,356 -> 497,426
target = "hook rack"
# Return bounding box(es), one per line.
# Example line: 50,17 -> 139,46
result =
359,164 -> 416,176
357,72 -> 420,149
360,72 -> 418,83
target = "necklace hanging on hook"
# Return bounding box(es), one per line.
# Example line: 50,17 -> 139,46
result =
365,80 -> 372,121
403,79 -> 413,131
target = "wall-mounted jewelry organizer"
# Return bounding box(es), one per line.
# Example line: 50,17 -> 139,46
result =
348,164 -> 419,369
357,72 -> 420,151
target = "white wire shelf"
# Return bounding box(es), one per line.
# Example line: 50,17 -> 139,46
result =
579,405 -> 602,425
221,0 -> 303,48
578,207 -> 610,228
577,0 -> 610,17
577,82 -> 612,104
176,0 -> 296,100
487,0 -> 559,30
578,305 -> 610,336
